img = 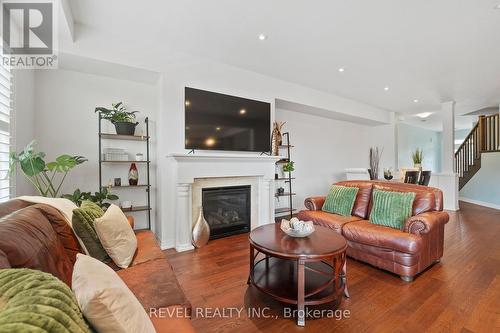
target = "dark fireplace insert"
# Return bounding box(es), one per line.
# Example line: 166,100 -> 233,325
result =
202,185 -> 251,239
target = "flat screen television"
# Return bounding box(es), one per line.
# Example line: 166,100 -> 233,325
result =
185,87 -> 271,152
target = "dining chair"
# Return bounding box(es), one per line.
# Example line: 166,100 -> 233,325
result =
418,171 -> 431,186
404,171 -> 419,184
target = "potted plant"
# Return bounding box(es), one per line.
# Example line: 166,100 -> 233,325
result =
9,141 -> 87,197
283,161 -> 295,173
62,187 -> 119,209
411,148 -> 423,168
95,102 -> 139,135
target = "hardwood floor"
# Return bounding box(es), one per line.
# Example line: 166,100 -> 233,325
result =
165,202 -> 500,333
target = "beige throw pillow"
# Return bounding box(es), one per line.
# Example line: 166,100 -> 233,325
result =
94,204 -> 137,268
72,254 -> 155,333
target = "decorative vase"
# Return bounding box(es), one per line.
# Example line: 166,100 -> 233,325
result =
128,163 -> 138,186
271,121 -> 285,156
113,121 -> 138,135
192,206 -> 210,248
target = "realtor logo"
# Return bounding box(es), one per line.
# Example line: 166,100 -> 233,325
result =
1,1 -> 57,68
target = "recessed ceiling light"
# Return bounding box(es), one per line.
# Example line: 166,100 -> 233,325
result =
185,100 -> 190,106
258,34 -> 267,41
415,112 -> 433,119
413,99 -> 419,103
384,86 -> 389,91
215,127 -> 221,131
338,68 -> 345,73
494,4 -> 500,9
239,109 -> 246,115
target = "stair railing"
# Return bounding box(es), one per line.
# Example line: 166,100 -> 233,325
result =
480,114 -> 500,152
455,122 -> 480,178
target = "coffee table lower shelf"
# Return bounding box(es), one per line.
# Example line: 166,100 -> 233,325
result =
247,248 -> 347,326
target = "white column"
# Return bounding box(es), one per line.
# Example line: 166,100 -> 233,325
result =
175,183 -> 195,252
257,178 -> 273,227
438,101 -> 459,211
441,101 -> 456,173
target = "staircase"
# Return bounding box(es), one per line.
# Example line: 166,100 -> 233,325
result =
455,114 -> 500,190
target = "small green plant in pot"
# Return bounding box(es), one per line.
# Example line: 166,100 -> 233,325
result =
411,148 -> 423,168
283,161 -> 295,173
95,102 -> 139,135
9,141 -> 87,197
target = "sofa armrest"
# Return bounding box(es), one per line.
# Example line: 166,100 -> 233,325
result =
404,211 -> 449,235
304,196 -> 326,211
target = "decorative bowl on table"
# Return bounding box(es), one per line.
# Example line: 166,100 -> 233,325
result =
280,217 -> 315,238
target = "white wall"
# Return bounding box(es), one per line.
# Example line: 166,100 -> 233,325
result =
397,123 -> 442,172
275,108 -> 395,212
460,152 -> 500,209
34,69 -> 159,230
12,69 -> 36,196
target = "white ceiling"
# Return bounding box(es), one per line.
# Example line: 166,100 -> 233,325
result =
62,0 -> 500,119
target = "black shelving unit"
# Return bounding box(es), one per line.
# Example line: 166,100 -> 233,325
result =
98,114 -> 152,230
274,132 -> 296,219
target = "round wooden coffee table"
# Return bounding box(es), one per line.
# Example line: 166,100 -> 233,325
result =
247,223 -> 348,326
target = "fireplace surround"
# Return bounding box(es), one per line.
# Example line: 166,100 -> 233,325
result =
167,153 -> 281,252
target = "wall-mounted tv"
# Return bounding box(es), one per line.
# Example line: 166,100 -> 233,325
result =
184,87 -> 271,152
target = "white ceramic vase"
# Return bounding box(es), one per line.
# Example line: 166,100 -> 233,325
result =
192,206 -> 210,248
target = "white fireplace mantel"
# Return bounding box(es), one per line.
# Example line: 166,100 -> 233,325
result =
167,153 -> 282,252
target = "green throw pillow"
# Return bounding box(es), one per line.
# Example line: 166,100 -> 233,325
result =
369,189 -> 416,230
72,201 -> 110,263
0,268 -> 92,333
322,185 -> 359,216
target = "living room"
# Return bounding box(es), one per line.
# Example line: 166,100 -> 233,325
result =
1,1 -> 499,332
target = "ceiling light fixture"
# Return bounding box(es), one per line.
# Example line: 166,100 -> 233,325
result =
494,4 -> 500,9
413,99 -> 419,103
239,109 -> 246,115
415,112 -> 433,119
338,68 -> 345,73
384,86 -> 389,91
258,34 -> 267,41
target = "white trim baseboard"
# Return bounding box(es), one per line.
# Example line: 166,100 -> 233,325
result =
459,197 -> 500,210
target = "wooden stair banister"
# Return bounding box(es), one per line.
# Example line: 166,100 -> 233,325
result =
455,113 -> 499,190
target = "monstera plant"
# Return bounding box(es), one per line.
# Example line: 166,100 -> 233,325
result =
9,140 -> 87,197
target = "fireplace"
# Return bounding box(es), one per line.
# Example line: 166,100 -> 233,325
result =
202,185 -> 251,239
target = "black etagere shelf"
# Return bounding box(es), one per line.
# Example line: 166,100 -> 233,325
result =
98,114 -> 152,230
274,132 -> 296,219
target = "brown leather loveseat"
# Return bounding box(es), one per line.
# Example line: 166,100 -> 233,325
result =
298,180 -> 449,281
0,199 -> 195,333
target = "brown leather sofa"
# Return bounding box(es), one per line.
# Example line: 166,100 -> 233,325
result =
0,199 -> 195,333
298,180 -> 449,281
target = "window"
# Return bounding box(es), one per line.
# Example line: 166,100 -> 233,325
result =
0,63 -> 12,202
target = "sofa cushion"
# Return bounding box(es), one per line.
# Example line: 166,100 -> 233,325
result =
342,220 -> 423,254
0,206 -> 75,286
370,189 -> 416,230
0,268 -> 92,333
72,254 -> 155,333
371,183 -> 436,216
117,258 -> 191,313
297,210 -> 362,233
322,185 -> 359,216
131,230 -> 166,266
95,204 -> 137,268
72,201 -> 110,262
336,181 -> 373,218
